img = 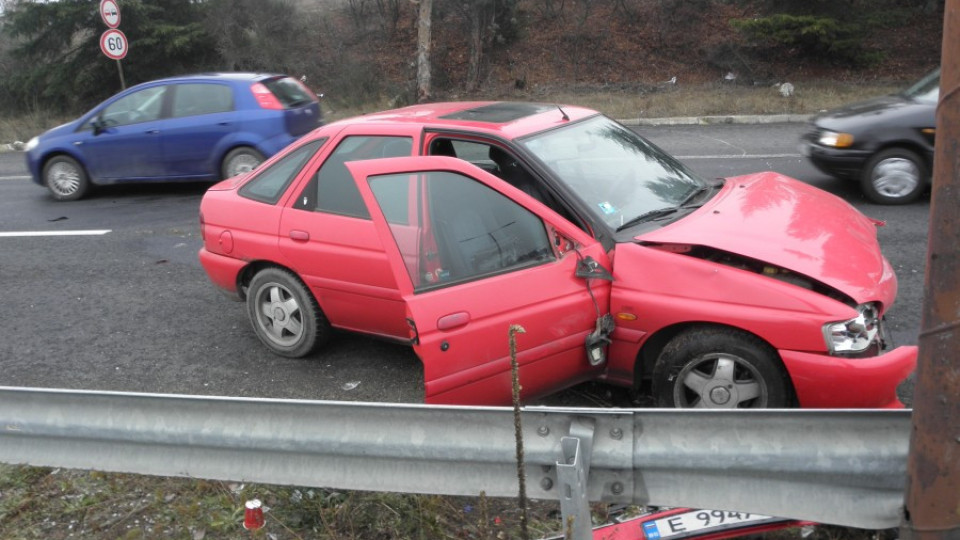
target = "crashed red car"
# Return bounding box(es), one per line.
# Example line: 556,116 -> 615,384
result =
198,102 -> 916,408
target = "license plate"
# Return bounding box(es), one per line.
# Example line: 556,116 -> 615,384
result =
641,509 -> 778,539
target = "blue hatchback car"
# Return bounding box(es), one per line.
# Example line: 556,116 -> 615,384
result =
24,72 -> 322,200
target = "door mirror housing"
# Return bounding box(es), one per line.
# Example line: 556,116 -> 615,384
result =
575,256 -> 613,281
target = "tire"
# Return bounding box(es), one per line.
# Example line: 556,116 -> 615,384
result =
652,327 -> 790,408
860,148 -> 926,205
43,155 -> 90,201
221,147 -> 265,179
246,268 -> 330,358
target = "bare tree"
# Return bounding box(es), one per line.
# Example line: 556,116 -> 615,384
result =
416,0 -> 432,102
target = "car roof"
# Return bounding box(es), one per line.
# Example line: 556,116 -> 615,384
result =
326,101 -> 601,139
137,72 -> 288,86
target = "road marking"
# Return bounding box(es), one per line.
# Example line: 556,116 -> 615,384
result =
676,153 -> 801,160
0,230 -> 112,237
0,175 -> 30,181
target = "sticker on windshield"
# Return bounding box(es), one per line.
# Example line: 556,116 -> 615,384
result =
598,201 -> 617,215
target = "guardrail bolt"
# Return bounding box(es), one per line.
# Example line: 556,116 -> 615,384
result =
610,427 -> 623,440
538,425 -> 550,436
540,477 -> 554,491
611,482 -> 624,495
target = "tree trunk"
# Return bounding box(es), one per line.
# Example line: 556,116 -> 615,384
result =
416,0 -> 433,103
466,8 -> 481,93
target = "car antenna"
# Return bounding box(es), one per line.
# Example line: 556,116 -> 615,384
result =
556,104 -> 569,121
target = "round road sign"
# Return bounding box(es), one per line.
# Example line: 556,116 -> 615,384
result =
100,0 -> 121,28
100,29 -> 128,60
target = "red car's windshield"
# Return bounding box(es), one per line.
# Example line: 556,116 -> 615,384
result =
520,115 -> 707,230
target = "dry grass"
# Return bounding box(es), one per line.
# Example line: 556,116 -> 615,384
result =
0,111 -> 74,146
0,465 -> 889,539
1,81 -> 903,144
320,81 -> 903,124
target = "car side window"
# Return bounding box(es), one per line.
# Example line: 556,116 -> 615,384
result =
368,170 -> 555,291
88,86 -> 166,129
294,136 -> 413,218
171,83 -> 233,118
239,139 -> 324,204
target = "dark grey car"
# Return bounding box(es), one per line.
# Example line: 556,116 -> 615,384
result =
800,69 -> 938,204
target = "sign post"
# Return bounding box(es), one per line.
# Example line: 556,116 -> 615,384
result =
99,0 -> 126,89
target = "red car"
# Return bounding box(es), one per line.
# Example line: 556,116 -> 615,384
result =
199,102 -> 916,408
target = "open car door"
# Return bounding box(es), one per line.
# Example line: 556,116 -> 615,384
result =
346,156 -> 613,405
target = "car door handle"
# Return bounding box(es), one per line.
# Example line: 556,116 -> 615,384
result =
146,129 -> 160,134
289,230 -> 310,242
437,312 -> 470,331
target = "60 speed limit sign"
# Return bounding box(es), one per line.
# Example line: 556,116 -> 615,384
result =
100,29 -> 128,60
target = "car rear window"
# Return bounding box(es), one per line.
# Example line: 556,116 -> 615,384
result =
239,139 -> 324,204
260,77 -> 317,108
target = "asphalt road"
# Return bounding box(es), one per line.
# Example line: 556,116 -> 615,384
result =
0,123 -> 927,407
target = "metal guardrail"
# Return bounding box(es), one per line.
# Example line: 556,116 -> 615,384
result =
0,386 -> 910,531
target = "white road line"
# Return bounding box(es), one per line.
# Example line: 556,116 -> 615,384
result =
676,153 -> 801,160
0,175 -> 31,181
0,230 -> 112,237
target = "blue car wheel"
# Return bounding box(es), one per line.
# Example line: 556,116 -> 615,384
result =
43,155 -> 90,201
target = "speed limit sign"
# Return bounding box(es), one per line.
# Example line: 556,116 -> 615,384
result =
100,29 -> 128,60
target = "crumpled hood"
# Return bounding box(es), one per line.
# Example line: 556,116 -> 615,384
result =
636,172 -> 895,305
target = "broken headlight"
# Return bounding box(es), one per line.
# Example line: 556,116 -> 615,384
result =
823,303 -> 881,355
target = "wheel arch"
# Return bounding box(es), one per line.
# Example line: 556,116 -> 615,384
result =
237,260 -> 311,303
40,150 -> 93,183
633,321 -> 798,404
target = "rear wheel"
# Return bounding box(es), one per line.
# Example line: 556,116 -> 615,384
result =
222,147 -> 265,179
246,268 -> 330,358
43,156 -> 90,201
860,148 -> 926,204
652,327 -> 790,408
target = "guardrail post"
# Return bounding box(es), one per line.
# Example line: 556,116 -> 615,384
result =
557,417 -> 596,540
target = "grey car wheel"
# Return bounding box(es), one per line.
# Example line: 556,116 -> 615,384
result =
222,147 -> 265,179
43,155 -> 90,201
246,268 -> 329,358
653,327 -> 790,408
860,148 -> 925,205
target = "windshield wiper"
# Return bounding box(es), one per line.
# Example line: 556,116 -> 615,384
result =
677,179 -> 725,208
678,185 -> 709,207
616,207 -> 679,231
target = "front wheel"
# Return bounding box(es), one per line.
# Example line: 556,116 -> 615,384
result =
43,155 -> 90,201
222,147 -> 265,179
860,148 -> 926,205
652,328 -> 790,408
246,268 -> 330,358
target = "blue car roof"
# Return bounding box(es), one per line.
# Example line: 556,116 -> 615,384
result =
148,72 -> 286,84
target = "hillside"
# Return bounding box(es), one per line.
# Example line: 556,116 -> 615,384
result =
309,0 -> 943,107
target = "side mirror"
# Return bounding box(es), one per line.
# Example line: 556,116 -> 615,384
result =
91,117 -> 106,135
575,256 -> 613,281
